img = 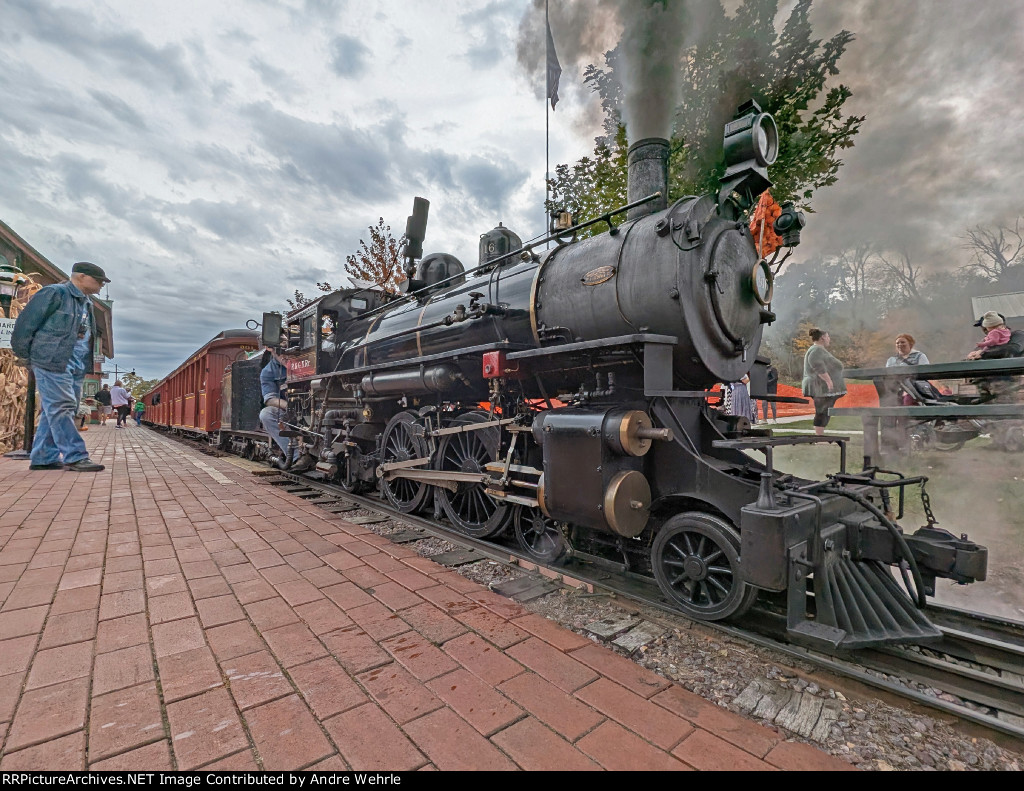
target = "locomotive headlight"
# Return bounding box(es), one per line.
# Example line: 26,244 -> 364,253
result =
754,117 -> 778,166
719,100 -> 778,217
751,259 -> 774,306
723,105 -> 778,172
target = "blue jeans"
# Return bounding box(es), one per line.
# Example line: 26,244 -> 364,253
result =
31,366 -> 88,465
259,405 -> 289,456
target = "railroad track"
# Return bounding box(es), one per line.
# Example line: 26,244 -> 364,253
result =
250,465 -> 1024,743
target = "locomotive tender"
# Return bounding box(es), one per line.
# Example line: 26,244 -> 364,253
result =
194,102 -> 988,651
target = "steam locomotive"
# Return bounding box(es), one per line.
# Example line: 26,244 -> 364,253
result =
202,102 -> 988,651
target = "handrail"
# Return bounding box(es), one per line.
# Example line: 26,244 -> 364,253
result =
846,358 -> 1024,380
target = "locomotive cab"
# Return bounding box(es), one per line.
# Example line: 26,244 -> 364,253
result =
277,288 -> 390,379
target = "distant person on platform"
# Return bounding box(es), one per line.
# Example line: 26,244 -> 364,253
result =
95,383 -> 112,425
886,334 -> 930,368
728,374 -> 758,423
134,399 -> 146,426
259,347 -> 312,472
9,262 -> 109,471
886,333 -> 932,405
76,398 -> 93,431
802,328 -> 847,436
110,380 -> 131,428
761,364 -> 779,423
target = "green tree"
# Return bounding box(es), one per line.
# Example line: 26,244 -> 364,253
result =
121,372 -> 160,399
344,217 -> 406,294
549,0 -> 863,236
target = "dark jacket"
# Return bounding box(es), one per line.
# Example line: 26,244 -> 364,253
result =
95,388 -> 112,406
10,281 -> 95,373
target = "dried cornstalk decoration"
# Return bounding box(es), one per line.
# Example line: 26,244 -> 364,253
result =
0,275 -> 42,454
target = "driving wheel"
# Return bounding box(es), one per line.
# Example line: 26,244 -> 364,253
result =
434,411 -> 509,538
651,512 -> 758,621
379,411 -> 430,513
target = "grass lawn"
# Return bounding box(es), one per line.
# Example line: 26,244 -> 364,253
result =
768,416 -> 866,432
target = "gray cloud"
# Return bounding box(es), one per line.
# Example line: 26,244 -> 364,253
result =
185,199 -> 273,244
328,35 -> 371,78
452,155 -> 529,214
303,0 -> 345,20
249,57 -> 303,97
243,102 -> 395,200
88,90 -> 148,130
5,0 -> 197,93
459,1 -> 517,69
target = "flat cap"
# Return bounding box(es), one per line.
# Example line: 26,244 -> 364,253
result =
71,261 -> 110,283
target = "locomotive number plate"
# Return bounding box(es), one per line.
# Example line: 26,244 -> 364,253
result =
582,265 -> 616,286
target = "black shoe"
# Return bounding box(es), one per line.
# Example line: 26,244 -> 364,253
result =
64,459 -> 105,472
29,463 -> 63,470
290,456 -> 314,473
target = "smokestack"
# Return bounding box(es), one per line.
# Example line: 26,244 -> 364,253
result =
626,138 -> 669,221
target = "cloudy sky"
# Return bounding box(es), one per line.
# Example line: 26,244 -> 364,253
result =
2,0 -> 1022,379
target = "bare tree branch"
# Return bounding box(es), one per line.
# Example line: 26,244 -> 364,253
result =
874,249 -> 923,304
960,218 -> 1024,281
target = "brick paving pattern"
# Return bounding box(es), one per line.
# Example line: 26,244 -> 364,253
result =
0,424 -> 855,771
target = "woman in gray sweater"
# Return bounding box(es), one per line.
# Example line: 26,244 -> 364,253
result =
802,328 -> 847,435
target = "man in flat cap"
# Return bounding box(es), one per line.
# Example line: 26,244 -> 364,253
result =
11,262 -> 110,471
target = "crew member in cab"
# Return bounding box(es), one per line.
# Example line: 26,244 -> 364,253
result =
259,347 -> 313,472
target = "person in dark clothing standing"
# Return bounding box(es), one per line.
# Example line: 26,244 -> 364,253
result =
10,262 -> 109,471
95,384 -> 112,425
761,365 -> 779,422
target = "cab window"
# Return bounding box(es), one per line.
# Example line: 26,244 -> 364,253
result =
301,316 -> 317,350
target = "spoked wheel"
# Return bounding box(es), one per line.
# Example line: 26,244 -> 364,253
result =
513,506 -> 568,564
651,512 -> 758,622
434,411 -> 509,538
1002,425 -> 1024,453
932,423 -> 973,452
379,411 -> 430,513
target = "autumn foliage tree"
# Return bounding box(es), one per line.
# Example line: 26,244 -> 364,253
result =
286,218 -> 406,310
344,218 -> 406,294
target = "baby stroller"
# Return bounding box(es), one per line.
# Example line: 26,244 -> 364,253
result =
899,376 -> 1024,453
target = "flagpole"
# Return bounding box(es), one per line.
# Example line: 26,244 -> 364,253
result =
545,0 -> 550,244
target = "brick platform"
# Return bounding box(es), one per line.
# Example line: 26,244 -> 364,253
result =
0,424 -> 854,771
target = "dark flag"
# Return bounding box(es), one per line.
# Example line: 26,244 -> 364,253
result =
546,18 -> 561,111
